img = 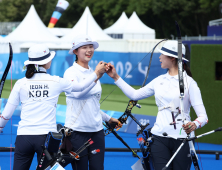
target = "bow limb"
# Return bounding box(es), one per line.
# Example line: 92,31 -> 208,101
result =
141,38 -> 168,87
104,122 -> 140,159
0,43 -> 13,113
104,39 -> 168,136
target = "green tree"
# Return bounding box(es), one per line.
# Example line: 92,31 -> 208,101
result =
0,0 -> 221,38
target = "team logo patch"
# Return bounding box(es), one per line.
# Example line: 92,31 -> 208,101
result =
44,50 -> 46,53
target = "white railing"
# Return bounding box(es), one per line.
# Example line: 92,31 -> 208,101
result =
209,18 -> 222,26
174,35 -> 222,41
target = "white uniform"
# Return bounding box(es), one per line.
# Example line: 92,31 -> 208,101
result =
0,67 -> 97,134
115,71 -> 208,139
64,62 -> 111,132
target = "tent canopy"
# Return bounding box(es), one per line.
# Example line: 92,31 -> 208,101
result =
61,6 -> 112,43
4,5 -> 59,43
104,12 -> 129,34
123,12 -> 155,39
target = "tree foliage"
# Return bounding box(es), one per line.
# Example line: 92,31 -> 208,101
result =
0,0 -> 221,38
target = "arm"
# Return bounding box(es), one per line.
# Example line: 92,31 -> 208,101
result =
0,103 -> 17,132
183,81 -> 208,133
63,61 -> 108,94
100,110 -> 122,128
70,72 -> 97,92
100,110 -> 111,122
189,81 -> 208,129
193,104 -> 208,129
107,63 -> 154,100
0,81 -> 20,132
115,77 -> 154,101
71,82 -> 96,98
64,71 -> 97,98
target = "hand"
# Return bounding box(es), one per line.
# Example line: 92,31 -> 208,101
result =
182,122 -> 197,134
106,63 -> 120,81
94,61 -> 109,81
108,117 -> 123,129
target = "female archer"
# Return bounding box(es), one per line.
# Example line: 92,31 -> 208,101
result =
0,44 -> 107,170
106,40 -> 208,170
63,34 -> 121,170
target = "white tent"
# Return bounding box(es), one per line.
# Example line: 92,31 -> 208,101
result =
123,12 -> 155,39
61,6 -> 112,44
103,12 -> 129,39
4,5 -> 60,43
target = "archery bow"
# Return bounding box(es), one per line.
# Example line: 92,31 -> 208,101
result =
0,43 -> 13,119
0,43 -> 13,170
175,21 -> 200,170
104,39 -> 168,137
104,122 -> 140,159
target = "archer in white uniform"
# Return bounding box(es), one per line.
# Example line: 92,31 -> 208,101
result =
64,35 -> 121,170
106,40 -> 208,170
0,44 -> 107,170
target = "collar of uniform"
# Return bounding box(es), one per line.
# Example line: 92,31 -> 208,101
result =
39,66 -> 46,72
163,71 -> 187,80
73,62 -> 92,72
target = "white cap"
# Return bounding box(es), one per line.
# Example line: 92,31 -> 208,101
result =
24,44 -> 56,65
158,40 -> 189,62
69,35 -> 99,55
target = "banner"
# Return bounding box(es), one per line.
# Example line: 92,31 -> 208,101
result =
0,51 -> 166,86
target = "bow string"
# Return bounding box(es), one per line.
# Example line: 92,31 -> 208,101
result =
104,39 -> 168,137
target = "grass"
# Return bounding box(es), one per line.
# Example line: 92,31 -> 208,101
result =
1,80 -> 158,116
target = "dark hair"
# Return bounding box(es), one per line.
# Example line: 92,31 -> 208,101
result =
74,48 -> 78,62
183,62 -> 192,77
25,64 -> 36,79
174,58 -> 192,77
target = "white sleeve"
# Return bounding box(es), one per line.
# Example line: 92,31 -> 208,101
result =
188,81 -> 208,129
60,72 -> 97,93
192,104 -> 208,129
7,80 -> 21,106
114,77 -> 154,100
189,81 -> 204,106
69,83 -> 96,98
100,110 -> 111,122
0,102 -> 17,132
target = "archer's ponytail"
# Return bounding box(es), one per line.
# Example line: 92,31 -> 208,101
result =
25,64 -> 36,79
75,55 -> 78,62
183,62 -> 192,77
